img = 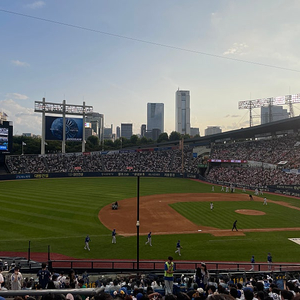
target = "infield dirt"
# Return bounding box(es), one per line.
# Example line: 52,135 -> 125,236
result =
98,193 -> 300,237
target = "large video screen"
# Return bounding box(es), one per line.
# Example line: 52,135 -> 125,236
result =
0,127 -> 9,150
45,116 -> 83,141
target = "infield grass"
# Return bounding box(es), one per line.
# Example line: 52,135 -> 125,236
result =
1,177 -> 300,262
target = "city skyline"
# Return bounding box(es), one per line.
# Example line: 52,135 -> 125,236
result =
1,1 -> 300,137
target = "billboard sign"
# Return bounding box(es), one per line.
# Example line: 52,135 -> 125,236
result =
45,116 -> 83,141
0,127 -> 9,150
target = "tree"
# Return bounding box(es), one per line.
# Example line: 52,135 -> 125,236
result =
169,131 -> 182,141
157,132 -> 169,143
87,135 -> 100,147
182,134 -> 191,140
103,139 -> 114,150
130,135 -> 139,145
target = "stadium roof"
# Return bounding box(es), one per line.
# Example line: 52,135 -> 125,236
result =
188,115 -> 300,145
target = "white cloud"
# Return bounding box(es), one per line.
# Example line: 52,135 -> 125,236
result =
25,1 -> 46,9
11,60 -> 30,67
0,99 -> 41,135
223,43 -> 249,56
6,93 -> 29,100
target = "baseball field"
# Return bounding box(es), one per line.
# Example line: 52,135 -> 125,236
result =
1,176 -> 300,263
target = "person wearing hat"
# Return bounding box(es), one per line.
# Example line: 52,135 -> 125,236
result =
112,229 -> 116,244
175,240 -> 182,256
145,232 -> 152,246
164,256 -> 175,295
267,253 -> 272,270
84,235 -> 91,251
249,255 -> 255,271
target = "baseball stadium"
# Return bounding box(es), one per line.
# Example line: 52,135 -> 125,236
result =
1,116 -> 300,296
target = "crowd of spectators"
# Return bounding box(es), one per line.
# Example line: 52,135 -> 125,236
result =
206,166 -> 300,187
5,148 -> 200,175
207,134 -> 300,187
210,135 -> 300,168
1,264 -> 300,300
5,134 -> 300,188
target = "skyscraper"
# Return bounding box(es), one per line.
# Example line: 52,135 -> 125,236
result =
175,90 -> 190,135
147,103 -> 164,133
121,123 -> 133,139
86,112 -> 104,143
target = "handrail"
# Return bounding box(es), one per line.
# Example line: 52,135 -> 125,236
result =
47,260 -> 300,272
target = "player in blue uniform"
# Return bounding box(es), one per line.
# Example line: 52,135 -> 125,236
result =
145,232 -> 152,246
112,229 -> 116,244
175,240 -> 182,256
267,252 -> 272,270
84,235 -> 91,251
250,255 -> 255,271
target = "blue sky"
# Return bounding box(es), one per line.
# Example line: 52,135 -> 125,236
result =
1,0 -> 300,136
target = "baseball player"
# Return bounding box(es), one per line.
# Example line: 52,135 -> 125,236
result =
112,229 -> 116,244
211,186 -> 215,192
221,186 -> 224,192
210,202 -> 214,211
84,235 -> 91,251
267,252 -> 272,270
232,220 -> 238,231
250,255 -> 255,271
175,240 -> 182,256
263,197 -> 267,205
145,231 -> 152,246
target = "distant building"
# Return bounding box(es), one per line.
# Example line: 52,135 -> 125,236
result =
147,103 -> 164,133
205,126 -> 222,136
175,90 -> 190,135
261,106 -> 289,124
151,128 -> 161,141
121,123 -> 133,139
22,133 -> 34,137
141,124 -> 146,137
116,126 -> 120,139
190,127 -> 200,137
86,112 -> 104,144
104,124 -> 114,141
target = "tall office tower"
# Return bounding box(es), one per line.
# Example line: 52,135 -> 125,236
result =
86,112 -> 104,143
147,103 -> 164,133
116,126 -> 120,139
175,90 -> 190,135
141,124 -> 146,137
121,123 -> 133,139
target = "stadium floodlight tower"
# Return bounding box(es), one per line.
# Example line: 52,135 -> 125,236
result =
34,98 -> 93,154
238,93 -> 300,126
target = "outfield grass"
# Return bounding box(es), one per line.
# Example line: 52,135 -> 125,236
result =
1,177 -> 300,262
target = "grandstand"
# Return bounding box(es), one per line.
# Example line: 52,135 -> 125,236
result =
3,116 -> 300,196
